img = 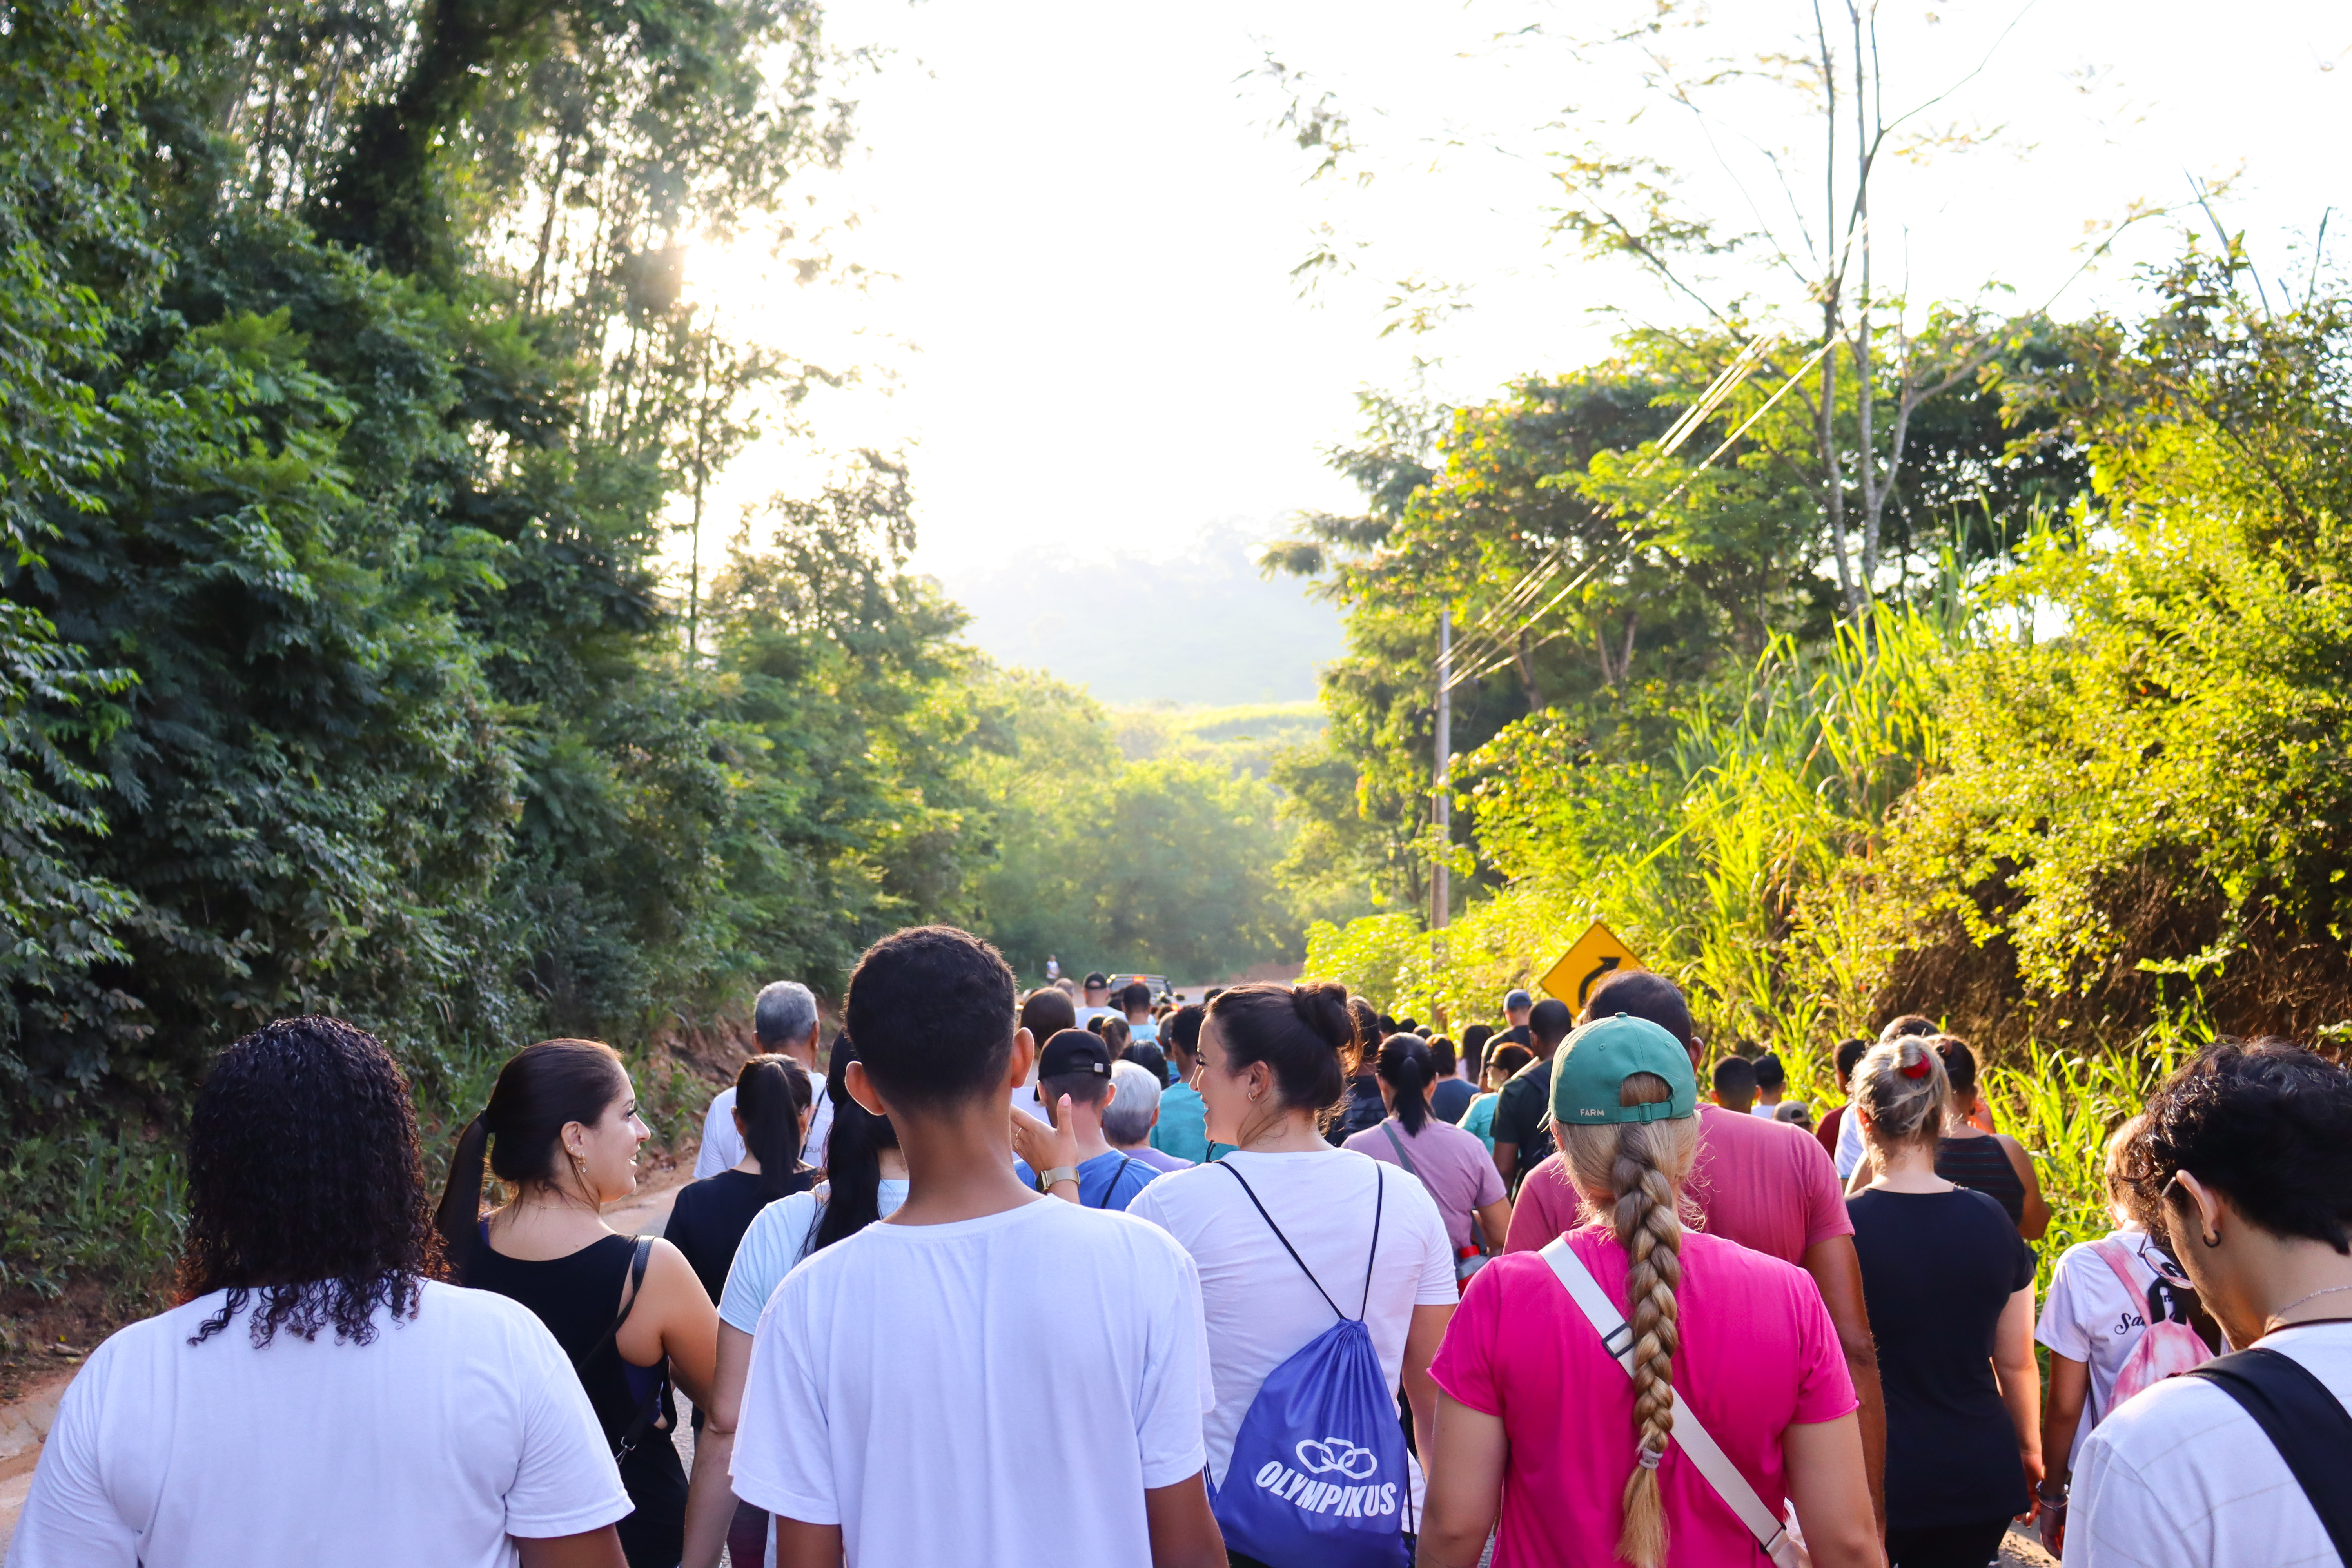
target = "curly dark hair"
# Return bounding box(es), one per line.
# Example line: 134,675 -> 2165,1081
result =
2120,1039 -> 2352,1253
180,1016 -> 440,1347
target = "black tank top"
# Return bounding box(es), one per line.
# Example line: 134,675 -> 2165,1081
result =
1935,1134 -> 2027,1229
464,1233 -> 687,1567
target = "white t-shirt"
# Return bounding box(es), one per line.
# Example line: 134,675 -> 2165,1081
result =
695,1075 -> 835,1180
718,1178 -> 911,1334
2035,1226 -> 2191,1473
1076,1005 -> 1120,1028
1834,1097 -> 1866,1178
2069,1320 -> 2352,1567
9,1282 -> 627,1568
731,1197 -> 1213,1565
1125,1148 -> 1457,1486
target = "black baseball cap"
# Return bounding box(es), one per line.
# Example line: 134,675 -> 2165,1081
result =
1082,971 -> 1110,989
1039,1029 -> 1114,1080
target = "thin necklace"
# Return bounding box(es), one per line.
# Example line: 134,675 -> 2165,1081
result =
2265,1282 -> 2352,1331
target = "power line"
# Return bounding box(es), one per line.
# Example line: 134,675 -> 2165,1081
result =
1438,334 -> 1829,699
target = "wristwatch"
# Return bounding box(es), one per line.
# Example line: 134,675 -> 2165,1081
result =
1037,1165 -> 1079,1191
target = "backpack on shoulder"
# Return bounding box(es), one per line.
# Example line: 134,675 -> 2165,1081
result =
2091,1238 -> 2212,1404
2189,1346 -> 2352,1561
1209,1162 -> 1412,1568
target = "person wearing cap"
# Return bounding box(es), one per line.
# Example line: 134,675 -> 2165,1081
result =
1417,1014 -> 1882,1568
1498,988 -> 1535,1049
1011,1030 -> 1161,1210
1503,969 -> 1888,1528
1077,971 -> 1119,1029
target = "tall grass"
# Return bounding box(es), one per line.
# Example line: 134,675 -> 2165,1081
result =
1300,566 -> 2218,1299
1305,593 -> 1961,1051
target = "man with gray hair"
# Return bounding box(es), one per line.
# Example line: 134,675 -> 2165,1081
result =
694,980 -> 833,1178
1105,1058 -> 1190,1172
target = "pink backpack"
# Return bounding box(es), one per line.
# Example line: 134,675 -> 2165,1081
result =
2093,1237 -> 2212,1404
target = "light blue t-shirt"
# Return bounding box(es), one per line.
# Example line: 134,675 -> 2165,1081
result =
718,1178 -> 911,1334
1151,1081 -> 1209,1165
1013,1147 -> 1160,1210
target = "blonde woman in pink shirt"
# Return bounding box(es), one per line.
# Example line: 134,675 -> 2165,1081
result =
1417,1014 -> 1882,1568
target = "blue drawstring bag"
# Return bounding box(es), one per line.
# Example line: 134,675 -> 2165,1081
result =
1208,1162 -> 1411,1568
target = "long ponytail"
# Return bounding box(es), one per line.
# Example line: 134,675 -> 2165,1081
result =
811,1032 -> 897,1253
1559,1071 -> 1699,1568
1376,1033 -> 1434,1134
432,1114 -> 492,1271
735,1054 -> 812,1200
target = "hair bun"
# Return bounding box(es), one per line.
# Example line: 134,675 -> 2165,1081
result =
1291,982 -> 1354,1053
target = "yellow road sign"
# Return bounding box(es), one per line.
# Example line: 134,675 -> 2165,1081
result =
1537,921 -> 1644,1010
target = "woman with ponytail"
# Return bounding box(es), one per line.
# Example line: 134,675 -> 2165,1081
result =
1344,1033 -> 1512,1286
1846,1036 -> 2041,1568
435,1038 -> 728,1568
1418,1015 -> 1881,1568
690,1033 -> 910,1568
1126,983 -> 1457,1564
664,1055 -> 815,1313
1926,1035 -> 2050,1239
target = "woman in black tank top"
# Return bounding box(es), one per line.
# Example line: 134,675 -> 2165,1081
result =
435,1039 -> 729,1568
1931,1037 -> 2051,1241
465,1235 -> 687,1564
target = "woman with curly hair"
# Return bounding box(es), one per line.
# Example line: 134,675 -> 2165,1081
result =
1417,1014 -> 1879,1568
11,1016 -> 631,1568
437,1038 -> 727,1568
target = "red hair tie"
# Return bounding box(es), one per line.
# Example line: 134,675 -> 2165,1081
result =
1899,1055 -> 1933,1080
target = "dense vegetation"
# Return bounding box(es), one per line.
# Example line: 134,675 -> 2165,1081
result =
1292,249 -> 2352,1060
0,0 -> 1299,1310
1283,250 -> 2352,1295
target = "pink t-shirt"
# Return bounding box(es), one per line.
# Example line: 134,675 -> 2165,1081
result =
1342,1115 -> 1507,1253
1430,1227 -> 1857,1568
1503,1105 -> 1854,1265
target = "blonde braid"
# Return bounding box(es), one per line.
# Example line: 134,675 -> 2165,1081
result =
1561,1071 -> 1698,1568
1611,1120 -> 1682,1568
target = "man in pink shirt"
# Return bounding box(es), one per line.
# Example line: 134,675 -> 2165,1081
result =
1503,969 -> 1887,1524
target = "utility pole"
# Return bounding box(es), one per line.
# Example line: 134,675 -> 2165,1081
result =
1429,607 -> 1452,1033
1432,605 -> 1452,930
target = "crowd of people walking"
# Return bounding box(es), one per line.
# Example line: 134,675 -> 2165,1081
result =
11,926 -> 2352,1568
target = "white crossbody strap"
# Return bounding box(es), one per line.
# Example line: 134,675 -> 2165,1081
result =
1540,1236 -> 1798,1564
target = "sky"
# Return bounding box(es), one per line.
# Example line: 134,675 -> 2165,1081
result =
678,0 -> 2351,642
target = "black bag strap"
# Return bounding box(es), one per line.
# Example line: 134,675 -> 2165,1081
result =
2188,1346 -> 2352,1561
1360,1164 -> 1385,1320
1218,1160 -> 1348,1322
1091,1156 -> 1135,1209
579,1236 -> 666,1462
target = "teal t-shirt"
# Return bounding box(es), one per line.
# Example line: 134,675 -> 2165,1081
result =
1152,1080 -> 1209,1164
1462,1091 -> 1500,1152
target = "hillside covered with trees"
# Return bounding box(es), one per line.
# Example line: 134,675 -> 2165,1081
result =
0,0 -> 1308,1303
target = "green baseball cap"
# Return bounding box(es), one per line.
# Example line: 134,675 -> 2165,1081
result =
1551,1013 -> 1699,1126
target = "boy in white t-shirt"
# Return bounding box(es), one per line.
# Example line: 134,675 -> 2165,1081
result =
2067,1042 -> 2352,1568
729,925 -> 1225,1568
9,1017 -> 629,1568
